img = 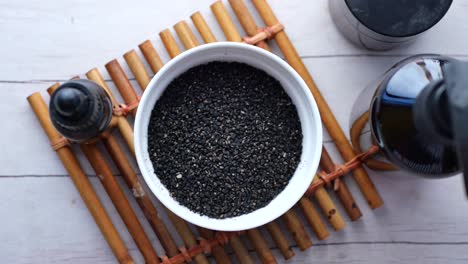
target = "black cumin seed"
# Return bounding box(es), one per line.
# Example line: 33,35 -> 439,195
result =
148,61 -> 302,219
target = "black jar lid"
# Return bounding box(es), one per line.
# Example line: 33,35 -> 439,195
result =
345,0 -> 453,37
49,80 -> 112,142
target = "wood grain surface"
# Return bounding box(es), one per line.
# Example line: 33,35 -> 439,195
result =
1,0 -> 468,263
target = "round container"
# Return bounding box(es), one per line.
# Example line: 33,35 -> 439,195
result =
50,80 -> 113,142
329,0 -> 453,50
134,42 -> 323,231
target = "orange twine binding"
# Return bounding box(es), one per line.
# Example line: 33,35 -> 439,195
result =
306,145 -> 380,196
178,247 -> 192,263
243,23 -> 284,45
161,255 -> 172,264
215,231 -> 230,245
198,238 -> 212,254
113,96 -> 142,116
317,170 -> 332,188
51,137 -> 71,151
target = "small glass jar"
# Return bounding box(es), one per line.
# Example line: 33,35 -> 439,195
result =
329,0 -> 453,50
350,55 -> 468,195
50,80 -> 113,142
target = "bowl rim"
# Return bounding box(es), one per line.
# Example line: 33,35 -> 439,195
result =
135,42 -> 322,231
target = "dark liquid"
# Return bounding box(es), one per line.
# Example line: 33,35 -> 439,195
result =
371,56 -> 459,176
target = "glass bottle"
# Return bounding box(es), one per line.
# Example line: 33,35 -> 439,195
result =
49,79 -> 113,142
351,54 -> 468,194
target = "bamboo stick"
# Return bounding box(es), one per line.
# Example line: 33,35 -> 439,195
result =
252,0 -> 383,209
80,143 -> 160,264
211,1 -> 242,42
281,210 -> 312,250
247,229 -> 277,264
86,68 -> 135,154
197,228 -> 232,264
166,210 -> 210,264
46,83 -> 60,94
229,236 -> 254,264
278,208 -> 312,249
299,197 -> 329,240
102,134 -> 180,257
264,222 -> 294,260
105,60 -> 139,117
264,221 -> 294,259
317,146 -> 362,221
311,177 -> 346,231
114,118 -> 135,155
160,29 -> 182,58
85,69 -> 118,104
46,83 -> 60,95
299,194 -> 329,240
321,147 -> 363,221
174,21 -> 200,49
191,12 -> 217,43
27,93 -> 134,264
124,50 -> 151,91
228,0 -> 270,50
139,40 -> 164,74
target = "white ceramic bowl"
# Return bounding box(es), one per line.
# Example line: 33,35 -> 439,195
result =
135,42 -> 322,231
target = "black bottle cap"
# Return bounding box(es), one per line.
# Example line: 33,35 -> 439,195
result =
413,80 -> 452,145
53,87 -> 89,120
345,0 -> 453,37
49,80 -> 112,142
444,61 -> 468,197
414,60 -> 468,197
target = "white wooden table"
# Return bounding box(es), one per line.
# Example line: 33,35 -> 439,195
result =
2,0 -> 468,263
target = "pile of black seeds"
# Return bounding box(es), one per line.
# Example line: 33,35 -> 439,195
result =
148,61 -> 302,219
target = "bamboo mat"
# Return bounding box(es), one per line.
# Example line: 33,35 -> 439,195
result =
27,1 -> 384,263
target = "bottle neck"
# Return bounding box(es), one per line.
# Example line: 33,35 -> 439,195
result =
413,80 -> 452,145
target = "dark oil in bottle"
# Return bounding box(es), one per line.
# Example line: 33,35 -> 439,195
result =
370,55 -> 459,177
